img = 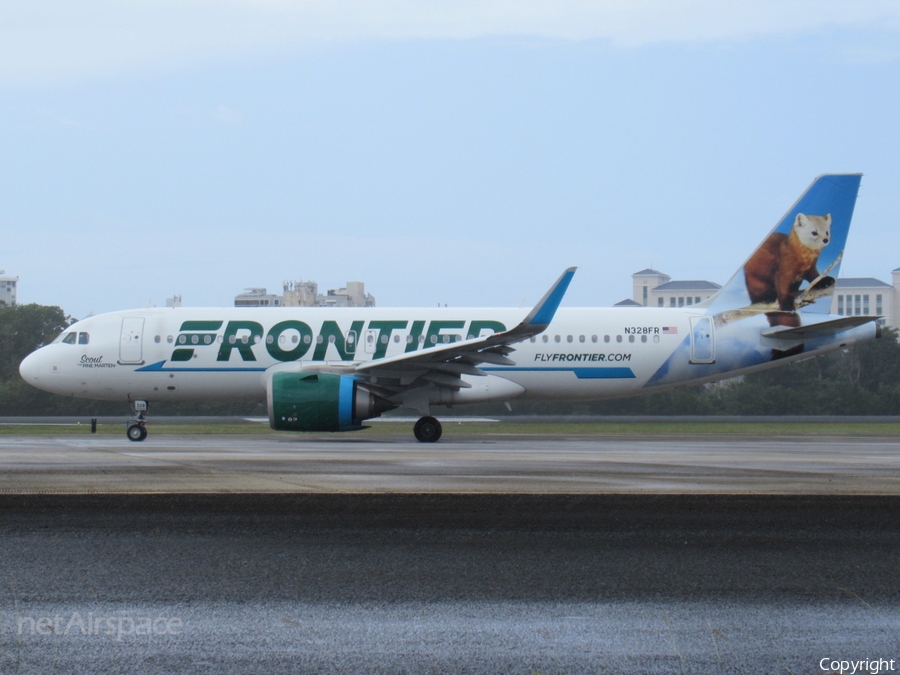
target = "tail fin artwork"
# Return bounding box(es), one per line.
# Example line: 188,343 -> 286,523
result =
707,174 -> 862,327
647,174 -> 872,386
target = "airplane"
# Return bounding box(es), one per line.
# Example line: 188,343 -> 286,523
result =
19,174 -> 881,443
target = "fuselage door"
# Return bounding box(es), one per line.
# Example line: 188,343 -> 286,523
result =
119,317 -> 145,364
363,329 -> 378,354
689,316 -> 715,364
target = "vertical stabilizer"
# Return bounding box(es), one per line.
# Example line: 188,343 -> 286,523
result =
707,174 -> 861,317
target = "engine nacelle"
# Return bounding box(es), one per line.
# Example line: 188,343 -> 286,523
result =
267,372 -> 392,432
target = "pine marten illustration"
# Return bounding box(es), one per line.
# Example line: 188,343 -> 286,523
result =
744,213 -> 833,312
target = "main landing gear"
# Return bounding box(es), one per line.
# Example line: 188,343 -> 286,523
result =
127,400 -> 149,442
413,416 -> 442,443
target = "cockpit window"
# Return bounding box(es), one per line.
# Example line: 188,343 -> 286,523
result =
78,332 -> 90,345
61,333 -> 77,345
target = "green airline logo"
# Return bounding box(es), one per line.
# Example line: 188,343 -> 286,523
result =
169,318 -> 507,363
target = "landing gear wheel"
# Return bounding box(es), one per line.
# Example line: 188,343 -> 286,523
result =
127,424 -> 147,442
413,416 -> 442,443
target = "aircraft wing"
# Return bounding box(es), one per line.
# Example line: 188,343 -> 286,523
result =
351,267 -> 576,393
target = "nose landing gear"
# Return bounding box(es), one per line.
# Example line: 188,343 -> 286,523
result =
126,400 -> 149,442
413,416 -> 442,443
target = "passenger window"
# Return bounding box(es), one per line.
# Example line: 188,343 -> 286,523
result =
62,333 -> 76,344
566,335 -> 573,343
628,335 -> 635,343
653,335 -> 660,343
542,335 -> 549,343
641,335 -> 647,343
579,335 -> 585,343
604,335 -> 610,343
616,335 -> 623,343
591,335 -> 598,343
393,335 -> 400,343
154,335 -> 161,344
407,335 -> 413,344
78,332 -> 89,344
167,336 -> 174,343
554,335 -> 561,343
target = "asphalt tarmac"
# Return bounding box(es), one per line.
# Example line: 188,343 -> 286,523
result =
0,432 -> 898,493
0,433 -> 898,673
1,493 -> 899,674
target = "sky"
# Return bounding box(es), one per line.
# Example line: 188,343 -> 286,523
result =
2,1 -> 900,319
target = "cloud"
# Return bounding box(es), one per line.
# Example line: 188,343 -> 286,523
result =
1,0 -> 899,83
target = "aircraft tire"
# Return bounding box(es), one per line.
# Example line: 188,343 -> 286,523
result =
127,424 -> 147,442
413,416 -> 442,443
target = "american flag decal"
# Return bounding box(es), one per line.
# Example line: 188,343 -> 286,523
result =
662,326 -> 678,334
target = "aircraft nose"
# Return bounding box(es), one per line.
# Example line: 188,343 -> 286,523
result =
19,351 -> 41,384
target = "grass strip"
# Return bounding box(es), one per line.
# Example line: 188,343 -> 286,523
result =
1,421 -> 898,437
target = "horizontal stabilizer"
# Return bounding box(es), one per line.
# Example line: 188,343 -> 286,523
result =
761,315 -> 878,341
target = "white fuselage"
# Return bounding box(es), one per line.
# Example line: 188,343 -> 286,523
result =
18,305 -> 876,407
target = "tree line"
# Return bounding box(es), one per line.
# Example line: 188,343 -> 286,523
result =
1,302 -> 898,417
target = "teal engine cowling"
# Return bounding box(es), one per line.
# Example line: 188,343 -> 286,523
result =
267,372 -> 393,432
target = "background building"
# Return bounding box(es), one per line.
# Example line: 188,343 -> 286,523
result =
0,271 -> 18,306
628,269 -> 721,308
282,280 -> 319,307
234,288 -> 284,307
318,282 -> 376,308
832,277 -> 896,328
623,267 -> 899,329
235,280 -> 375,308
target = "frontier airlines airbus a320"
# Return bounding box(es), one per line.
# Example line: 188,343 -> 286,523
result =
20,175 -> 881,442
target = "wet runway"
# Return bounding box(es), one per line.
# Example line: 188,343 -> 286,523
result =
1,493 -> 899,674
1,434 -> 898,672
0,432 -> 898,493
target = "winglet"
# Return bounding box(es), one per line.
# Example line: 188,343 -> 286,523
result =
353,266 -> 578,374
521,267 -> 577,328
